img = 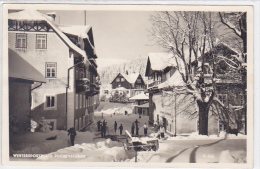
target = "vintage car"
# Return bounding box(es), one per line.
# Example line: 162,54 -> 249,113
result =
124,130 -> 159,151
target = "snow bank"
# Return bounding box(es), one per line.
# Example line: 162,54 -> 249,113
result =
10,130 -> 70,154
163,131 -> 247,140
37,139 -> 128,162
219,150 -> 235,163
10,130 -> 98,155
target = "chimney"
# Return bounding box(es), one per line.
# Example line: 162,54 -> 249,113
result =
125,70 -> 128,75
47,12 -> 56,21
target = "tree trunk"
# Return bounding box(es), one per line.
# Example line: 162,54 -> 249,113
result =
197,101 -> 210,135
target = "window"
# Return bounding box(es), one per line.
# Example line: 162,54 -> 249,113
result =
116,78 -> 120,82
83,95 -> 85,108
136,79 -> 141,83
46,63 -> 57,78
121,78 -> 125,82
104,90 -> 109,94
85,97 -> 88,107
16,33 -> 27,48
79,95 -> 82,108
217,94 -> 228,105
76,94 -> 78,109
44,95 -> 56,110
36,34 -> 47,49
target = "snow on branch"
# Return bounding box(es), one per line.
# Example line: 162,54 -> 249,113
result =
218,12 -> 242,38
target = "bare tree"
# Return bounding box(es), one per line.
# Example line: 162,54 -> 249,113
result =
218,12 -> 247,134
150,11 -> 218,135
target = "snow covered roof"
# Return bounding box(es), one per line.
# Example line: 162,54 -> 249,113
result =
121,73 -> 140,84
9,49 -> 46,83
157,70 -> 186,89
8,10 -> 88,62
59,25 -> 91,39
129,92 -> 149,100
148,53 -> 177,71
8,9 -> 54,22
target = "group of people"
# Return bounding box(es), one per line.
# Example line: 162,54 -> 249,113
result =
97,119 -> 149,137
131,119 -> 148,136
114,121 -> 124,135
97,120 -> 109,138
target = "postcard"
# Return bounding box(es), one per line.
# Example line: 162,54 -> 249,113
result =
2,3 -> 254,168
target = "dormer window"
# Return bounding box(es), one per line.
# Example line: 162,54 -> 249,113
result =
16,33 -> 27,48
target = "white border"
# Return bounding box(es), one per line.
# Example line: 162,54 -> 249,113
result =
1,1 -> 259,169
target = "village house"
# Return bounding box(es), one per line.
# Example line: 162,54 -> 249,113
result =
129,92 -> 149,116
110,72 -> 146,102
199,42 -> 245,133
145,43 -> 245,136
145,53 -> 221,136
8,9 -> 100,131
9,48 -> 46,132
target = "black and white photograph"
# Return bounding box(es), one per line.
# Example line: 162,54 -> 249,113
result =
1,3 -> 254,168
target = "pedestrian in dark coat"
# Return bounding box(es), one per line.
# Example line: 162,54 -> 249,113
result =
114,121 -> 117,134
119,124 -> 123,135
67,127 -> 77,146
131,123 -> 135,135
97,120 -> 101,131
136,126 -> 139,136
100,123 -> 104,137
103,123 -> 107,138
134,119 -> 140,129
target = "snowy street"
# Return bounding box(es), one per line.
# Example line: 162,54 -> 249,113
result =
10,102 -> 247,163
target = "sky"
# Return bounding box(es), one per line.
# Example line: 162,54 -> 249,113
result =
42,10 -> 167,68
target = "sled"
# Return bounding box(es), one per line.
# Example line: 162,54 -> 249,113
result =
124,130 -> 159,152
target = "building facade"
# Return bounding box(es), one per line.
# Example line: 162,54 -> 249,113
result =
8,10 -> 100,131
110,73 -> 146,102
145,44 -> 245,135
9,49 -> 46,132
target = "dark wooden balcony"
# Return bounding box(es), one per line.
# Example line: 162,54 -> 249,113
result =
76,78 -> 90,93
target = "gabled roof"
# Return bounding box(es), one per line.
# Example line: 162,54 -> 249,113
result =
8,10 -> 88,61
59,25 -> 96,56
59,25 -> 91,39
111,72 -> 143,86
121,73 -> 140,84
9,49 -> 46,83
147,53 -> 177,71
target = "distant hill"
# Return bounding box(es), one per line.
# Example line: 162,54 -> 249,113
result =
98,56 -> 148,85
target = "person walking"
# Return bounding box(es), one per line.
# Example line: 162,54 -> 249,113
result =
119,124 -> 123,135
134,119 -> 140,129
143,123 -> 148,136
103,123 -> 107,138
136,126 -> 139,136
100,123 -> 104,137
97,120 -> 101,131
114,121 -> 117,135
131,123 -> 135,135
134,119 -> 140,135
67,127 -> 77,146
